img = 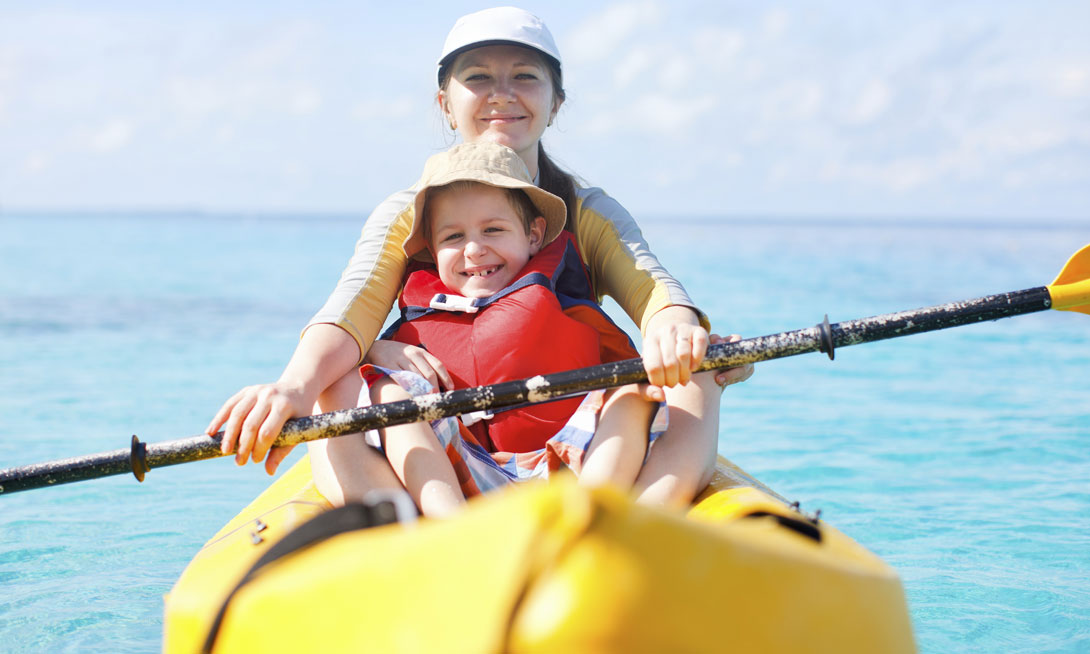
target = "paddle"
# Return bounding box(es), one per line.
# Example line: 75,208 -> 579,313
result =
2,244 -> 1087,495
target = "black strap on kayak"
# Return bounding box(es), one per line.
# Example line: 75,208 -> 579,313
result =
201,500 -> 403,653
743,510 -> 823,543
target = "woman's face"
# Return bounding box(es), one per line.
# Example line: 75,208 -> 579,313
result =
439,45 -> 561,174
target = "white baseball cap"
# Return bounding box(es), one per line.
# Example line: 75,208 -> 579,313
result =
437,7 -> 561,85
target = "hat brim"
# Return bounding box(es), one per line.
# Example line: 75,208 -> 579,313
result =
404,173 -> 567,263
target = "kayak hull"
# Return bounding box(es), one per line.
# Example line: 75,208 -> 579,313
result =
164,456 -> 915,653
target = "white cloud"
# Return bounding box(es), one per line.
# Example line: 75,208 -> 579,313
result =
0,46 -> 14,84
578,91 -> 717,138
24,151 -> 50,173
167,77 -> 226,118
351,96 -> 418,121
2,3 -> 1087,219
847,79 -> 893,125
1052,65 -> 1090,98
657,54 -> 693,91
564,0 -> 663,64
1002,155 -> 1090,188
0,45 -> 15,121
881,159 -> 931,192
580,112 -> 618,137
613,47 -> 652,89
763,9 -> 790,40
165,74 -> 323,122
155,20 -> 328,124
629,94 -> 718,136
280,160 -> 307,182
980,127 -> 1067,156
691,27 -> 745,70
237,21 -> 320,71
87,119 -> 134,153
819,157 -> 931,193
289,87 -> 322,116
763,80 -> 826,122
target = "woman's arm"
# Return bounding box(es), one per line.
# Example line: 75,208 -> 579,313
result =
306,188 -> 416,362
573,187 -> 709,333
206,324 -> 360,472
573,187 -> 716,386
207,188 -> 418,473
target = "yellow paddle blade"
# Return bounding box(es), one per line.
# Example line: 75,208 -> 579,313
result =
1048,243 -> 1090,315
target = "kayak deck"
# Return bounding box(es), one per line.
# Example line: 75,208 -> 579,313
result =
164,455 -> 915,653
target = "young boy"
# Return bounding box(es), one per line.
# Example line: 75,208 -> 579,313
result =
362,142 -> 665,518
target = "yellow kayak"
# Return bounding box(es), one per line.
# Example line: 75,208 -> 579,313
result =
164,455 -> 915,653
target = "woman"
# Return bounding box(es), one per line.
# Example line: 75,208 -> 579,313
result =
206,7 -> 753,509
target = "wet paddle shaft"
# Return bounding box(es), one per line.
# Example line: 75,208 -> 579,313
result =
2,245 -> 1087,495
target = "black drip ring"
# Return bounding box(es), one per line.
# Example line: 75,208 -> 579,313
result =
130,435 -> 150,482
817,314 -> 835,361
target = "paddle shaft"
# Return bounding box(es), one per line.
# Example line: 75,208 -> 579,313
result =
0,285 -> 1052,495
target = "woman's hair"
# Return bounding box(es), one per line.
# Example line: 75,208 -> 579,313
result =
439,48 -> 578,230
537,143 -> 576,231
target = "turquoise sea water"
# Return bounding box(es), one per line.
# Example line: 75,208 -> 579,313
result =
1,212 -> 1087,653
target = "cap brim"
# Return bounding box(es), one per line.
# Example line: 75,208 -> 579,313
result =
437,40 -> 561,85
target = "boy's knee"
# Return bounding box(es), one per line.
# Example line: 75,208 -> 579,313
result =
608,383 -> 645,402
602,385 -> 656,429
317,369 -> 364,412
371,378 -> 411,403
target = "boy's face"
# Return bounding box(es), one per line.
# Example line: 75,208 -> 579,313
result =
428,184 -> 546,299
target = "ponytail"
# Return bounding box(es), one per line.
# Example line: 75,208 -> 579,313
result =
537,145 -> 578,230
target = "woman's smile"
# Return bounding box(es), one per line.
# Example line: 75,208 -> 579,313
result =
482,114 -> 526,124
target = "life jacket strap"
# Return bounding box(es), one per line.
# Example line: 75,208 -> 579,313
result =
429,293 -> 481,313
461,409 -> 494,426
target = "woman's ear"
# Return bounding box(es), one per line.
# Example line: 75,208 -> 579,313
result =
527,216 -> 547,254
548,95 -> 564,127
437,91 -> 454,128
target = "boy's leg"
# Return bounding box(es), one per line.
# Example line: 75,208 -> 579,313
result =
308,370 -> 404,507
371,377 -> 465,518
580,384 -> 655,490
632,372 -> 720,508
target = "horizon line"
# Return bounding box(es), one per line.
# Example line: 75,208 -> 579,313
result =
3,207 -> 1088,228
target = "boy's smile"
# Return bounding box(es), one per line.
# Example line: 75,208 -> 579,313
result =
427,184 -> 546,299
462,265 -> 501,278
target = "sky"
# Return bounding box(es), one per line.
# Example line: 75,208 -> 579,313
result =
2,1 -> 1089,221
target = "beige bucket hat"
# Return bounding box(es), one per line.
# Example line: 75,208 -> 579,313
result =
403,142 -> 567,260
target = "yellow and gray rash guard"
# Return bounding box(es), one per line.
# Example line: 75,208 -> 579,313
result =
306,184 -> 708,363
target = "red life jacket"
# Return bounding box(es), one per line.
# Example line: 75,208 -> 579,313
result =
385,232 -> 639,453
